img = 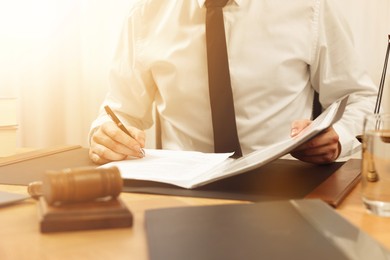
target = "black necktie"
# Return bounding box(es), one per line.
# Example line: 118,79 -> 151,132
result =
205,0 -> 242,158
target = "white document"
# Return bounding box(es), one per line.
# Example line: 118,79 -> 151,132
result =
102,96 -> 348,189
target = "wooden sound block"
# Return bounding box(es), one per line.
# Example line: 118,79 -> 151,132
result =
38,196 -> 133,233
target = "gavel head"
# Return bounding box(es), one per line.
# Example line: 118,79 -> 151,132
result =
32,167 -> 123,206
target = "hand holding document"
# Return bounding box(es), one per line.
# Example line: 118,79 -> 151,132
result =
101,96 -> 348,189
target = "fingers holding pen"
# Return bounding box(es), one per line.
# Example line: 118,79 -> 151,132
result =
89,142 -> 124,165
90,122 -> 145,164
127,126 -> 146,149
103,105 -> 145,156
102,122 -> 145,157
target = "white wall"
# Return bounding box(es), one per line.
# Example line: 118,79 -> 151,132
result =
337,0 -> 390,112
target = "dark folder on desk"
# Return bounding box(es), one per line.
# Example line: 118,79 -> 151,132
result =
145,199 -> 390,260
123,158 -> 360,207
0,146 -> 360,207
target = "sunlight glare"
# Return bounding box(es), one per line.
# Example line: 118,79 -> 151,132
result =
0,0 -> 77,39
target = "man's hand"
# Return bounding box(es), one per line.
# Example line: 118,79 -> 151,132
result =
89,121 -> 146,165
290,119 -> 341,164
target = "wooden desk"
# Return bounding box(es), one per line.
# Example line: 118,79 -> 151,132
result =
1,183 -> 390,260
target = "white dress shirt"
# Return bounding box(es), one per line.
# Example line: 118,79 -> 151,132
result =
91,0 -> 377,158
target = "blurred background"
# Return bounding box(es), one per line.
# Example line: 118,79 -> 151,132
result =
0,0 -> 389,150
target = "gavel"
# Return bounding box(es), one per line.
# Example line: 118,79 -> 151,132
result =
28,167 -> 122,206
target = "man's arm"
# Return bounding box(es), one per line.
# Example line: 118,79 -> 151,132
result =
309,0 -> 377,158
88,3 -> 156,164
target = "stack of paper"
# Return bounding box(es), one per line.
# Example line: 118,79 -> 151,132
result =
0,97 -> 18,157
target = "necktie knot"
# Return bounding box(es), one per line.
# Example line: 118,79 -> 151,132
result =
205,0 -> 229,8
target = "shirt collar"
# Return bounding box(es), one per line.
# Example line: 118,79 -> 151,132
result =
197,0 -> 242,8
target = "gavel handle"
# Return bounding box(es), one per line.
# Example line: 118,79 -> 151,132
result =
27,181 -> 43,200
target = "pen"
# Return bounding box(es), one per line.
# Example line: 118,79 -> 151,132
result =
104,105 -> 145,157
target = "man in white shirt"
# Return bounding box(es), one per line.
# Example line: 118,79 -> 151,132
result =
89,0 -> 377,165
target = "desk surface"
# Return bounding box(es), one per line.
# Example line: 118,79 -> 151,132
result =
1,182 -> 390,260
1,149 -> 390,259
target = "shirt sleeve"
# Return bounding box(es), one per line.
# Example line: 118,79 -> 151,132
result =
309,0 -> 378,158
89,2 -> 157,142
